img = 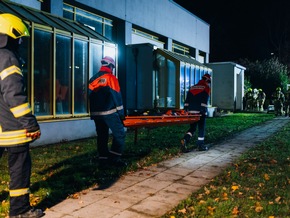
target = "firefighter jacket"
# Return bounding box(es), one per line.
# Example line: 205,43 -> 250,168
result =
89,66 -> 124,118
184,79 -> 211,114
0,48 -> 40,147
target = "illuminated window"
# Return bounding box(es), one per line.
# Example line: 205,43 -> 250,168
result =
172,43 -> 189,55
63,4 -> 113,40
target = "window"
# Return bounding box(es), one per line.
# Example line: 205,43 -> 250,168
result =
172,43 -> 189,55
33,30 -> 53,115
89,42 -> 102,78
155,54 -> 176,108
74,39 -> 88,114
55,34 -> 72,115
63,4 -> 114,40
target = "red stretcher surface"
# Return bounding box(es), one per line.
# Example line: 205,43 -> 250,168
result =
123,113 -> 201,144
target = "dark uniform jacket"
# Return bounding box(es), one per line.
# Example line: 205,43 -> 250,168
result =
0,48 -> 40,146
89,66 -> 124,118
184,79 -> 211,114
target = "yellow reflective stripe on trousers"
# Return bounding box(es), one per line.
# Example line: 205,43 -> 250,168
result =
10,102 -> 31,118
0,65 -> 22,80
0,127 -> 33,146
10,188 -> 30,197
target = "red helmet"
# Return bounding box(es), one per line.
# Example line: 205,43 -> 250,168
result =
202,73 -> 211,83
101,56 -> 115,68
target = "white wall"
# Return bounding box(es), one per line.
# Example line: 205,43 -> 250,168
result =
76,0 -> 210,54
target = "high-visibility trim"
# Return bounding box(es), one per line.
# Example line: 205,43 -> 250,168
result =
10,103 -> 31,118
9,188 -> 30,197
0,65 -> 22,80
186,132 -> 193,137
188,110 -> 200,114
198,137 -> 204,140
109,150 -> 122,156
90,108 -> 117,116
116,105 -> 124,111
0,127 -> 35,146
201,103 -> 208,107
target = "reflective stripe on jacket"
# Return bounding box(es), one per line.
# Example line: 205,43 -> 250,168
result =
0,48 -> 40,146
89,66 -> 124,117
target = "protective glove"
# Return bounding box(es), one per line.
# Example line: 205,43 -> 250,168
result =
26,130 -> 41,140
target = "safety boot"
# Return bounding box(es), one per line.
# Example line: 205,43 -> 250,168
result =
198,144 -> 209,151
10,208 -> 44,218
180,139 -> 192,153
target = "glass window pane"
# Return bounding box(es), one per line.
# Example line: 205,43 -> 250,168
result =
34,29 -> 53,115
180,64 -> 185,108
56,35 -> 72,115
76,11 -> 102,34
104,23 -> 113,40
18,35 -> 29,97
167,59 -> 176,108
155,54 -> 176,108
90,42 -> 102,78
74,39 -> 88,114
190,66 -> 195,86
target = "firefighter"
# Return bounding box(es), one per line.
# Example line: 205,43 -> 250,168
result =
257,88 -> 266,112
89,56 -> 127,168
0,14 -> 43,217
271,87 -> 285,116
181,73 -> 211,152
245,88 -> 253,111
284,87 -> 290,117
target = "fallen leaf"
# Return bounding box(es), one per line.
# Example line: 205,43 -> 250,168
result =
275,196 -> 281,203
255,202 -> 263,212
231,185 -> 239,191
178,208 -> 186,214
204,187 -> 210,195
232,206 -> 239,215
264,174 -> 270,181
207,206 -> 215,215
198,200 -> 206,204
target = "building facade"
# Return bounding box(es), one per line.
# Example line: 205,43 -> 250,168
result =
1,0 -> 211,146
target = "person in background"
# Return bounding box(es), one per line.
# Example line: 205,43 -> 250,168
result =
271,87 -> 285,116
0,13 -> 43,218
284,86 -> 290,117
181,73 -> 211,152
89,56 -> 127,167
257,88 -> 266,112
245,88 -> 253,111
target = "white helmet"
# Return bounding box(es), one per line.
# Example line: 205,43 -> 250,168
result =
101,56 -> 115,68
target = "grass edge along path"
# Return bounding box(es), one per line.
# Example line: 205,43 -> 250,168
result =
0,113 -> 279,217
162,120 -> 290,218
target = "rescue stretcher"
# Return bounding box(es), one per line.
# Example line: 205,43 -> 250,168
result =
123,110 -> 200,144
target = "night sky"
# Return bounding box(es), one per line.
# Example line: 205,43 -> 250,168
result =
173,0 -> 290,63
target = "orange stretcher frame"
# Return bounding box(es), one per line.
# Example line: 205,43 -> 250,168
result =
123,114 -> 200,144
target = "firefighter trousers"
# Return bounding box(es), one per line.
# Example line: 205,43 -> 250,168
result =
93,113 -> 125,160
184,113 -> 206,145
1,144 -> 31,216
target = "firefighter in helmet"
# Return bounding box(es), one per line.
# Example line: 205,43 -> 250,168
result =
0,14 -> 43,217
271,87 -> 285,116
244,88 -> 253,111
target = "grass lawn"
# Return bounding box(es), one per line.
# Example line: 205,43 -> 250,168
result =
1,113 -> 287,217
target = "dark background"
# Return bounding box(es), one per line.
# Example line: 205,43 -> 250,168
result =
173,0 -> 290,63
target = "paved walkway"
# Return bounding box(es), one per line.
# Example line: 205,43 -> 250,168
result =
44,117 -> 290,218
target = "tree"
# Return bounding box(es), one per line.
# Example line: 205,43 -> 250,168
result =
238,57 -> 289,98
